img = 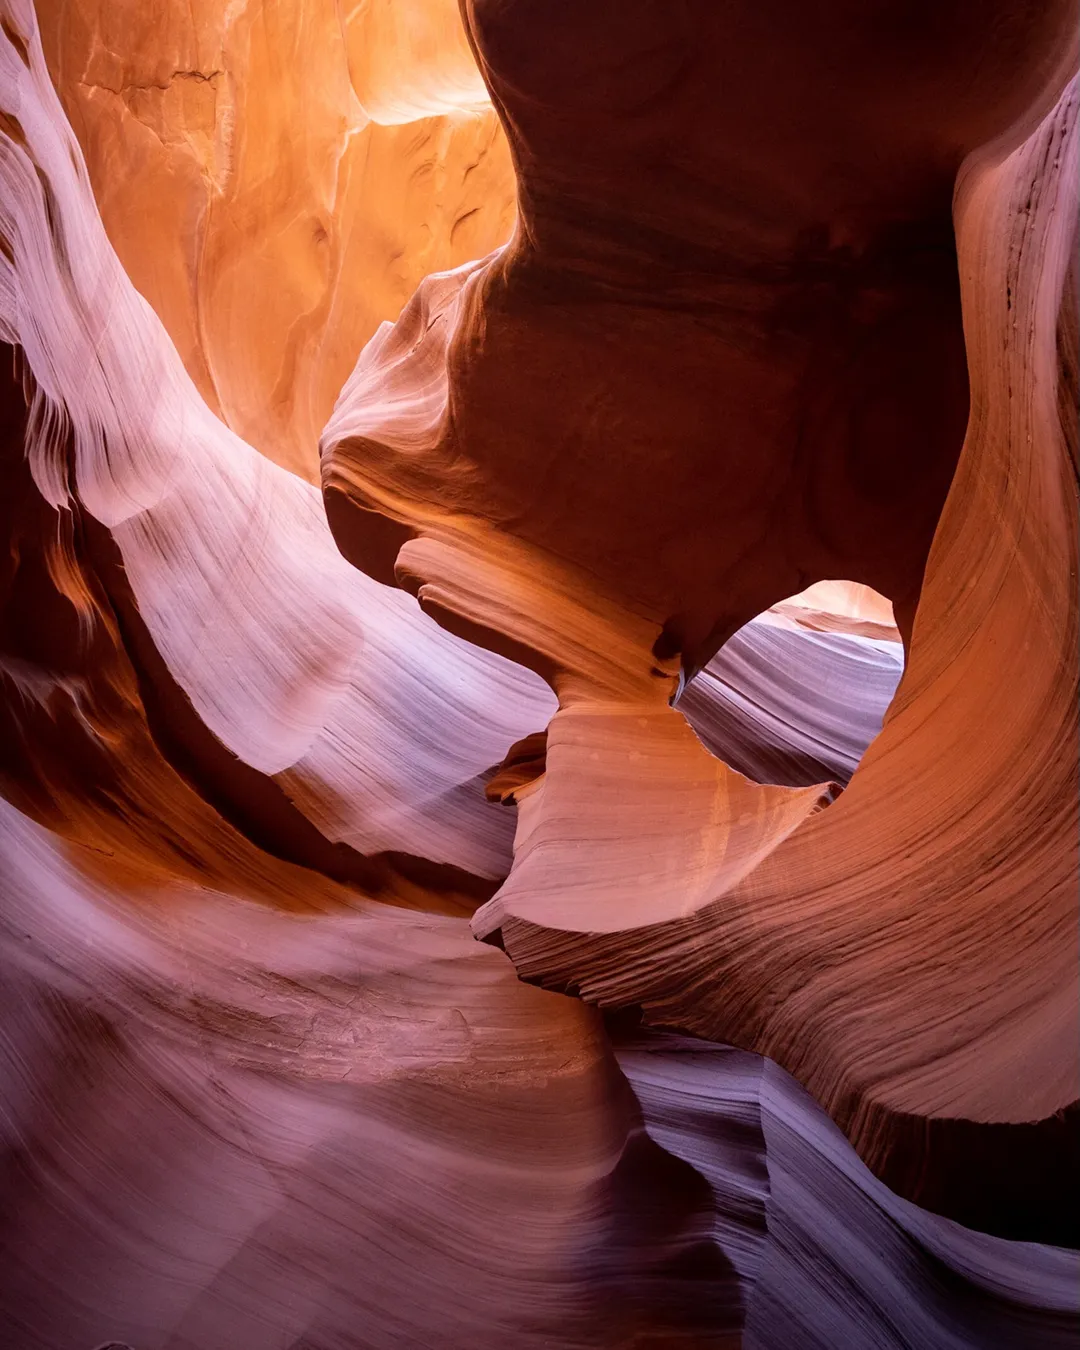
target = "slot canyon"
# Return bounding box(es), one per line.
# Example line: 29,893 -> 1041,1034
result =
0,0 -> 1077,1345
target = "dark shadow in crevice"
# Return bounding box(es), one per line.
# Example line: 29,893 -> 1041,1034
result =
0,344 -> 499,915
83,513 -> 501,912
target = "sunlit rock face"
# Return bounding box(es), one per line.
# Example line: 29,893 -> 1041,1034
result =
32,0 -> 514,477
0,0 -> 1078,1346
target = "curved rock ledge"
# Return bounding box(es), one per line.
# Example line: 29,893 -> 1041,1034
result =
0,0 -> 1077,1343
321,2 -> 1080,1243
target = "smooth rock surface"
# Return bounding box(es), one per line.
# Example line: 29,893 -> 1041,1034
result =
0,0 -> 1077,1344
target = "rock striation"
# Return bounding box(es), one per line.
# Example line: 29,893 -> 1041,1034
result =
0,0 -> 1077,1345
323,0 -> 1080,1247
31,0 -> 515,478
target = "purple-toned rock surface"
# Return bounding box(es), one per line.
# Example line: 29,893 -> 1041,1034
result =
0,0 -> 1077,1344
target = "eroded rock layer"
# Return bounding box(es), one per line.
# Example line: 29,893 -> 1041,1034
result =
0,0 -> 1077,1345
323,0 -> 1080,1246
31,0 -> 515,478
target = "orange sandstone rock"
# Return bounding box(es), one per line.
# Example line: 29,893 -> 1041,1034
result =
33,0 -> 515,477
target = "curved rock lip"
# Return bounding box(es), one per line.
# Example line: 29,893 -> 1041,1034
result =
0,0 -> 1078,1343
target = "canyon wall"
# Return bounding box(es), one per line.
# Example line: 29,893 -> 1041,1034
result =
0,0 -> 1076,1345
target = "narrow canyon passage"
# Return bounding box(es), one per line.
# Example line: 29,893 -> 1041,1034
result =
0,0 -> 1077,1346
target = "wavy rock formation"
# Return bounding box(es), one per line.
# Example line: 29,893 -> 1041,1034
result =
679,586 -> 904,789
0,0 -> 1078,1345
324,0 -> 1080,1245
31,0 -> 515,477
